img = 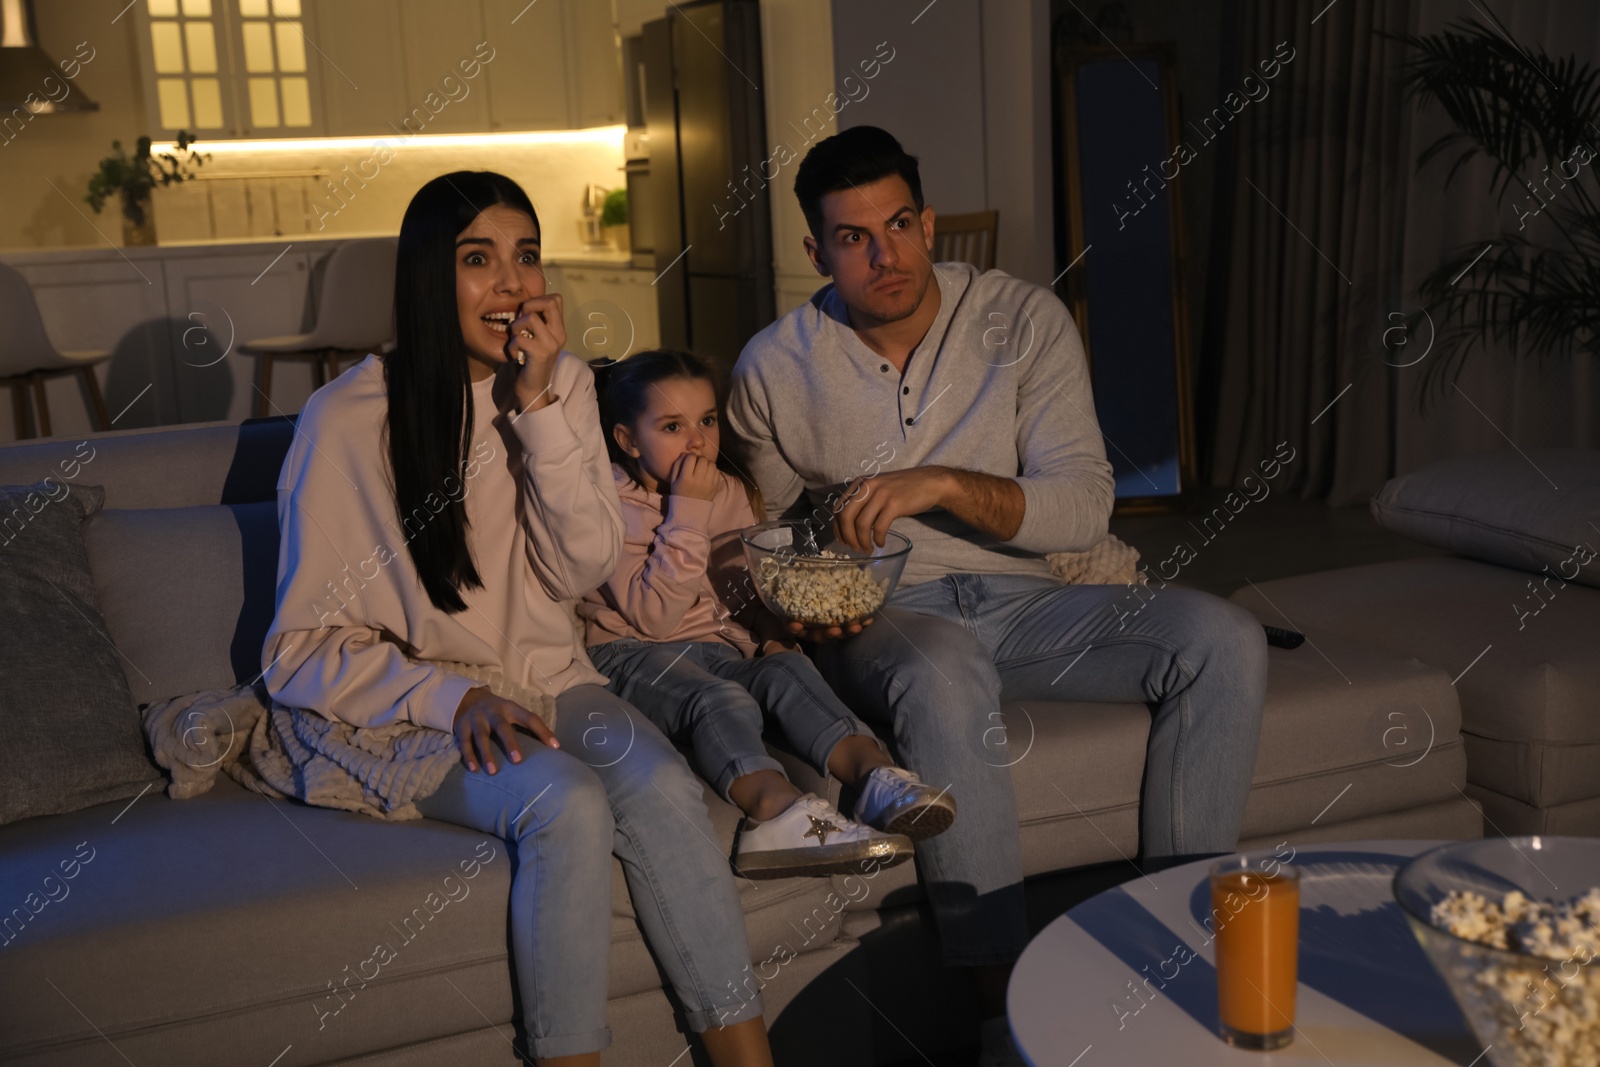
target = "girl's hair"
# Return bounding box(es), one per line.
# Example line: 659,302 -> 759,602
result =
592,348 -> 762,513
387,170 -> 539,614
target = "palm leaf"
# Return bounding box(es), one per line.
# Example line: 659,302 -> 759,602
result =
1396,19 -> 1600,394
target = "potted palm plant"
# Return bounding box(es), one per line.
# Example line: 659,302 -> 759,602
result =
1399,22 -> 1600,395
85,132 -> 209,247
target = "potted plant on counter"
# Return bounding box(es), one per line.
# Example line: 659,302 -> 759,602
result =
85,132 -> 209,247
602,187 -> 629,252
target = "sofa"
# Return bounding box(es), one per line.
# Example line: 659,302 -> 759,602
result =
0,417 -> 1490,1067
1230,449 -> 1600,838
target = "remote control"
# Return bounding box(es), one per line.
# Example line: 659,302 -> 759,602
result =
1263,625 -> 1305,649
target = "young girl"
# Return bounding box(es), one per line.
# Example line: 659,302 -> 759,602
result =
583,350 -> 957,879
264,175 -> 774,1066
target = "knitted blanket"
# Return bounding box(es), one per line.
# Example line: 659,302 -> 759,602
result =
1046,532 -> 1145,586
141,661 -> 555,821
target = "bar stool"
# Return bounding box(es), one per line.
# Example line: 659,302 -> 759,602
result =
241,238 -> 398,417
0,262 -> 112,440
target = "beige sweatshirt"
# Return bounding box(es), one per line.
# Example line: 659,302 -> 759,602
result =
262,353 -> 624,734
579,465 -> 762,656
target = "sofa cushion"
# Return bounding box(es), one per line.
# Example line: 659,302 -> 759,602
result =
1230,559 -> 1600,809
0,772 -> 846,1066
0,483 -> 161,825
82,502 -> 280,709
1232,629 -> 1467,837
1371,448 -> 1600,588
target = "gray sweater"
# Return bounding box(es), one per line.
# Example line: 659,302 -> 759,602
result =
727,262 -> 1115,587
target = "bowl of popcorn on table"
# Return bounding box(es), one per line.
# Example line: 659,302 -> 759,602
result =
1393,836 -> 1600,1067
740,519 -> 910,632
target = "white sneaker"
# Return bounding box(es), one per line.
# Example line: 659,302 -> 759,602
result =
733,794 -> 913,879
853,767 -> 957,841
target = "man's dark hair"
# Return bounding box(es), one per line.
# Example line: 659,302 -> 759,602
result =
793,126 -> 923,241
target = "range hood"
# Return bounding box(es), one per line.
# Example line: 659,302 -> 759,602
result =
1,0 -> 98,113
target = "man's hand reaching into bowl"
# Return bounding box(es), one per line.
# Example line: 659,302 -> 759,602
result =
831,468 -> 951,552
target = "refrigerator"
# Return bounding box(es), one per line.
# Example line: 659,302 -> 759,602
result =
641,0 -> 775,372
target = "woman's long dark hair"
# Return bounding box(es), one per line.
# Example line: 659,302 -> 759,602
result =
592,348 -> 762,514
388,171 -> 539,613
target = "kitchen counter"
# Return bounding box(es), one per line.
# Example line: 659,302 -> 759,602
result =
1,236 -> 657,445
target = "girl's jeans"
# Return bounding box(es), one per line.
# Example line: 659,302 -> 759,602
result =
587,640 -> 880,802
414,683 -> 762,1059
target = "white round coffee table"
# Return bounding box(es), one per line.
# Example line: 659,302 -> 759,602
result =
1009,840 -> 1487,1065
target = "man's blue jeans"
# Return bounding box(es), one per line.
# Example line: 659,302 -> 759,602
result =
812,573 -> 1268,967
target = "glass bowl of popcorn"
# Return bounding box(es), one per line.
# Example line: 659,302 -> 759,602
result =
740,520 -> 911,631
1393,837 -> 1600,1067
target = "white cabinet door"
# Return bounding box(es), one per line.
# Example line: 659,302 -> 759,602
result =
482,0 -> 573,131
398,0 -> 491,133
566,0 -> 624,129
556,266 -> 660,361
2,256 -> 172,444
160,247 -> 318,424
315,0 -> 412,137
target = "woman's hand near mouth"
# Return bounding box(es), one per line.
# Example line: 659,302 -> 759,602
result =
507,292 -> 564,413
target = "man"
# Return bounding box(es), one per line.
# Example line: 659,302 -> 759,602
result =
726,126 -> 1267,1065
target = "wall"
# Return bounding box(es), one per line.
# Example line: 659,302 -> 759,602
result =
826,0 -> 1056,288
143,130 -> 626,257
1,0 -> 150,251
759,0 -> 835,314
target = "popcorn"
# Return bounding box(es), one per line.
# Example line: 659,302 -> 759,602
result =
1425,886 -> 1600,1066
756,550 -> 888,626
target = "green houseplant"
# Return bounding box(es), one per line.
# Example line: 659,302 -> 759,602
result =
601,187 -> 629,252
85,132 -> 209,247
1399,21 -> 1600,395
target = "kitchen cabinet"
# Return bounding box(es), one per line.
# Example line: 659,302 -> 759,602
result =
0,242 -> 658,447
159,247 -> 321,425
566,0 -> 626,128
484,0 -> 625,131
482,0 -> 573,131
135,0 -> 624,139
397,0 -> 492,134
546,263 -> 661,360
315,1 -> 412,139
133,0 -> 328,139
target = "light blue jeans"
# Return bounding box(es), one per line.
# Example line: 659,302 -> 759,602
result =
812,573 -> 1268,967
413,684 -> 762,1060
587,640 -> 880,802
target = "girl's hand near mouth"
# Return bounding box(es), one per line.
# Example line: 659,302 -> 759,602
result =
508,292 -> 565,413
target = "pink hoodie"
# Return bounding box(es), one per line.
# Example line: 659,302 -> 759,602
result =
580,464 -> 772,656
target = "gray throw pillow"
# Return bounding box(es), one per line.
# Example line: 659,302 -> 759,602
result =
1371,449 -> 1600,589
0,482 -> 162,825
81,502 -> 281,708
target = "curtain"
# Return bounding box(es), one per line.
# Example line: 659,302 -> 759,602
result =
1202,0 -> 1414,505
1202,0 -> 1600,504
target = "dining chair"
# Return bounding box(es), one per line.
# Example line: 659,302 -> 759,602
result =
932,210 -> 1000,272
0,262 -> 112,440
241,238 -> 398,418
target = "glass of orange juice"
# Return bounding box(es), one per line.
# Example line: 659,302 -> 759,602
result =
1209,855 -> 1300,1050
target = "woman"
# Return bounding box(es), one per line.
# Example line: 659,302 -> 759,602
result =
263,171 -> 773,1066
